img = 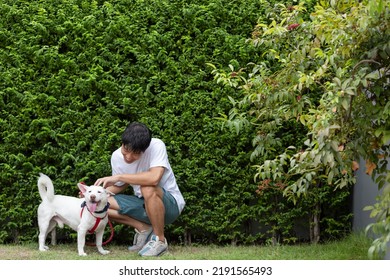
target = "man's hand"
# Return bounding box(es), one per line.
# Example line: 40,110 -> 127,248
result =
94,175 -> 119,188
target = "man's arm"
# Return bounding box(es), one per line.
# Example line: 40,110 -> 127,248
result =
105,184 -> 129,195
95,166 -> 165,188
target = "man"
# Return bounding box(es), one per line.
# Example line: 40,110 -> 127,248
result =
94,121 -> 185,257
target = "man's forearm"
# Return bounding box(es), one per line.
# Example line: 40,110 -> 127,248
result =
106,184 -> 128,194
116,167 -> 164,187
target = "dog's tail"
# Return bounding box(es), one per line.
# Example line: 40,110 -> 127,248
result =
37,173 -> 55,202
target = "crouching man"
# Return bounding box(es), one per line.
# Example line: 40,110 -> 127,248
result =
95,121 -> 185,257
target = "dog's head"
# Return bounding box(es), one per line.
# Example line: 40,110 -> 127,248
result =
77,183 -> 113,213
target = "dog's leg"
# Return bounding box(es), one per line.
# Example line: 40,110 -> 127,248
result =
45,220 -> 57,246
77,228 -> 88,256
95,229 -> 110,255
50,228 -> 57,246
38,232 -> 49,251
38,218 -> 52,251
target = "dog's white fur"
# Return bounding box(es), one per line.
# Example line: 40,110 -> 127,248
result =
37,173 -> 112,256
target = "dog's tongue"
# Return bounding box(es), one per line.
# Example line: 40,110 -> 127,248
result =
89,202 -> 97,213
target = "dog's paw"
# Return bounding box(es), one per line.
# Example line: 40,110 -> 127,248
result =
99,249 -> 110,255
39,246 -> 49,251
78,252 -> 88,256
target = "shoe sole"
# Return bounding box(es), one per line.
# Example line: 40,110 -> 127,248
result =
140,248 -> 168,257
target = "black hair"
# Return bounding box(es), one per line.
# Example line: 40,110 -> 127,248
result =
121,122 -> 152,153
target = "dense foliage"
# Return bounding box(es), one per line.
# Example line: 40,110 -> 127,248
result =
1,0 -> 351,246
211,0 -> 389,253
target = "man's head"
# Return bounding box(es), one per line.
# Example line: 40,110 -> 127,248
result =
121,122 -> 152,163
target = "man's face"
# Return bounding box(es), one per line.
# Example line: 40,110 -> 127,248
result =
121,144 -> 142,164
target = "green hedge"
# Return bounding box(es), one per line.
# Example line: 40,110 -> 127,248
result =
0,0 -> 351,245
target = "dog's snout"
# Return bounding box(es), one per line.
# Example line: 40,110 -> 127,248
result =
90,194 -> 96,201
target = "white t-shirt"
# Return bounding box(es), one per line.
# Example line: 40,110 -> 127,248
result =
110,138 -> 185,213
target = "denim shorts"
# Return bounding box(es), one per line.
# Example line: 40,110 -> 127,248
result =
114,188 -> 180,225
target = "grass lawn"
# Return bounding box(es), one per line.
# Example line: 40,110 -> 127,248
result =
0,233 -> 376,260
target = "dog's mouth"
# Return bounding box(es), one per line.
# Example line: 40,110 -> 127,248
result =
88,201 -> 100,213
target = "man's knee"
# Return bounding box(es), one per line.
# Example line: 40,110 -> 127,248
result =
141,186 -> 163,200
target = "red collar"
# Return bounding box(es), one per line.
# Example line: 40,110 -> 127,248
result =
80,204 -> 108,234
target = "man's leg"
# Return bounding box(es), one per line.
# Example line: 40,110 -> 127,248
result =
107,196 -> 153,251
108,196 -> 151,232
136,186 -> 169,256
140,186 -> 165,241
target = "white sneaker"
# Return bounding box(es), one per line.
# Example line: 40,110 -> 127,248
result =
138,235 -> 168,257
128,228 -> 153,252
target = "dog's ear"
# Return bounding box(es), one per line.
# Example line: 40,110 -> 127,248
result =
77,183 -> 88,194
105,190 -> 115,197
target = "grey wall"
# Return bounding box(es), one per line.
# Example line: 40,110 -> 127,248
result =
353,158 -> 389,259
352,158 -> 380,232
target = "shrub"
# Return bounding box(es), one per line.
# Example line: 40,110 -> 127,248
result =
0,0 -> 351,245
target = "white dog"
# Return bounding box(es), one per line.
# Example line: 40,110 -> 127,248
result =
37,173 -> 112,256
